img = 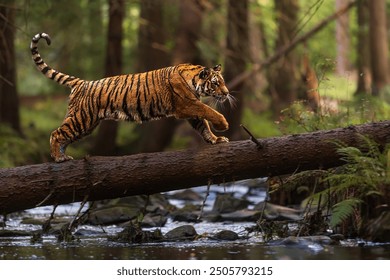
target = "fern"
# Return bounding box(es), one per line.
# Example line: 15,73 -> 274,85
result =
330,198 -> 362,227
309,136 -> 388,233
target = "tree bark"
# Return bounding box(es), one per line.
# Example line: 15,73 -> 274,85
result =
227,1 -> 356,90
355,0 -> 371,95
223,0 -> 249,141
335,0 -> 351,75
1,121 -> 390,214
0,2 -> 21,133
131,0 -> 175,153
368,0 -> 390,96
92,0 -> 124,156
269,0 -> 300,114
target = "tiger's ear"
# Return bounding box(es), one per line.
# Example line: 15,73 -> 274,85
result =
213,64 -> 222,72
199,68 -> 211,79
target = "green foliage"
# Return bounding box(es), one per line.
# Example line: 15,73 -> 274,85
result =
0,124 -> 45,167
313,136 -> 388,230
330,198 -> 362,228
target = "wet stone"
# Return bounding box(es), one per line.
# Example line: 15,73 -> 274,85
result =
165,225 -> 198,241
170,189 -> 203,201
140,213 -> 167,228
113,222 -> 163,243
213,230 -> 239,241
212,193 -> 250,213
330,234 -> 345,241
170,210 -> 199,223
366,211 -> 390,242
87,206 -> 140,225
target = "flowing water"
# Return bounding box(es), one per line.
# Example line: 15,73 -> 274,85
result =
1,182 -> 389,260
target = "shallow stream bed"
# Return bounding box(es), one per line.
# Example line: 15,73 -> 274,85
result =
1,182 -> 389,260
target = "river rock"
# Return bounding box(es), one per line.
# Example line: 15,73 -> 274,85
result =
213,230 -> 239,241
366,211 -> 390,242
170,204 -> 200,222
87,206 -> 140,225
140,213 -> 167,228
170,189 -> 203,201
212,193 -> 250,213
165,225 -> 198,240
113,222 -> 163,243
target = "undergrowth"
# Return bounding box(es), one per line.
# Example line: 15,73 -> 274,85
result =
268,93 -> 390,239
270,135 -> 390,238
314,136 -> 389,235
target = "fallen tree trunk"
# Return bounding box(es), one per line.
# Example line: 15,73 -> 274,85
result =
1,120 -> 390,214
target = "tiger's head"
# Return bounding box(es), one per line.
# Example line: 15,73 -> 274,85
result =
195,64 -> 230,103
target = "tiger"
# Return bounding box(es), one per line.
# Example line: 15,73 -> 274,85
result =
30,33 -> 233,163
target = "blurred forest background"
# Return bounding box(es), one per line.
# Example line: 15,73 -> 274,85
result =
1,0 -> 390,167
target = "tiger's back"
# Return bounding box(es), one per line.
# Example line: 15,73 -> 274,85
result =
69,68 -> 176,124
31,33 -> 232,162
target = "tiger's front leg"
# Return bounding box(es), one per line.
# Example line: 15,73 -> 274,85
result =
50,128 -> 73,163
188,119 -> 229,144
176,101 -> 229,132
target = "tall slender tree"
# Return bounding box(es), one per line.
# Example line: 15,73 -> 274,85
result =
223,0 -> 249,140
131,0 -> 172,153
92,0 -> 124,156
0,2 -> 21,133
355,0 -> 371,95
171,0 -> 204,65
268,0 -> 300,114
335,0 -> 350,75
368,0 -> 390,96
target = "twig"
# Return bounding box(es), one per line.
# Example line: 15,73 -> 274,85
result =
68,195 -> 89,231
198,179 -> 212,221
240,124 -> 264,149
36,188 -> 55,207
42,203 -> 58,233
258,182 -> 270,222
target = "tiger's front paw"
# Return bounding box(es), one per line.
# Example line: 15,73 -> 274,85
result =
52,154 -> 74,163
213,119 -> 229,132
215,136 -> 229,144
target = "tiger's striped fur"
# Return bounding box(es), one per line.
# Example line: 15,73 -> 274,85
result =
31,33 -> 231,162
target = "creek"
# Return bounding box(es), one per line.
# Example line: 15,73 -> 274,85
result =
1,181 -> 389,260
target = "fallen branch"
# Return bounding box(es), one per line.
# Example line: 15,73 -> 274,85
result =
0,120 -> 389,214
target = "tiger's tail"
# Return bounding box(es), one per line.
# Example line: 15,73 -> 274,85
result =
30,33 -> 83,88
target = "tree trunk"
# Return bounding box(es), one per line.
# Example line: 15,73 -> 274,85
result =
223,0 -> 249,141
172,0 -> 204,65
131,0 -> 175,153
269,0 -> 300,114
368,0 -> 390,96
92,0 -> 124,156
227,1 -> 356,94
355,0 -> 371,95
1,121 -> 390,214
0,2 -> 21,133
335,0 -> 351,75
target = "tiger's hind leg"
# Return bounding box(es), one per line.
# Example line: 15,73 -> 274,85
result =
50,116 -> 99,162
188,119 -> 229,144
